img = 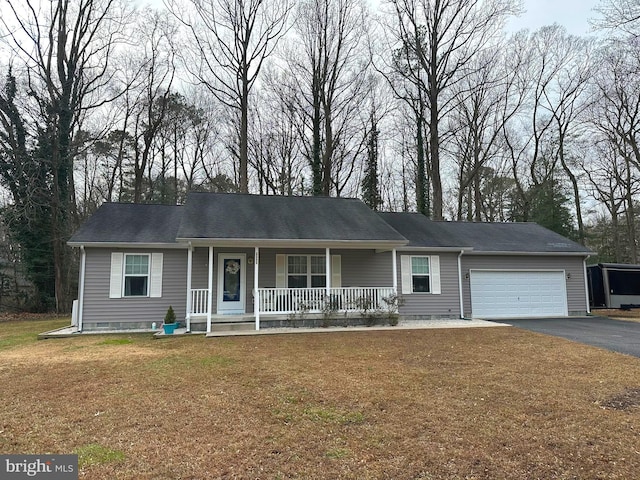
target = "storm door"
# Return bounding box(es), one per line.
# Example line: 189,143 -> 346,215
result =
217,254 -> 246,314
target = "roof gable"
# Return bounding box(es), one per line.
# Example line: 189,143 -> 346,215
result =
177,192 -> 407,243
68,203 -> 183,245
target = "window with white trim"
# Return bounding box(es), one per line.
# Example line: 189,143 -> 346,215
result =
287,255 -> 326,288
411,256 -> 431,293
124,254 -> 150,296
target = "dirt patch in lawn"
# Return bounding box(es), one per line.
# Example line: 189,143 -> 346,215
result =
1,319 -> 640,479
599,387 -> 640,411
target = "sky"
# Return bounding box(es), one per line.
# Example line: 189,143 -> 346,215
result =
507,0 -> 602,36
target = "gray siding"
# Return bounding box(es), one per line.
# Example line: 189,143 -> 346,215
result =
82,247 -> 188,330
396,251 -> 462,318
337,249 -> 394,287
254,249 -> 395,288
191,247 -> 255,314
190,248 -> 396,314
192,247 -> 209,289
461,255 -> 588,316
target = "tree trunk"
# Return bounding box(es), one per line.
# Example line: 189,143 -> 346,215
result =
416,110 -> 427,215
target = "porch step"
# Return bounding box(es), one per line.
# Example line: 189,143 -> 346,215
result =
210,321 -> 255,332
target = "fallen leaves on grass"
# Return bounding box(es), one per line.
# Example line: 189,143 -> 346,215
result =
0,319 -> 639,479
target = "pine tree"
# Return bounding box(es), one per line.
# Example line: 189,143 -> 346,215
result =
362,111 -> 382,210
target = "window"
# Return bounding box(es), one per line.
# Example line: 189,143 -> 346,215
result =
109,252 -> 162,299
124,254 -> 150,296
411,256 -> 430,293
287,255 -> 326,288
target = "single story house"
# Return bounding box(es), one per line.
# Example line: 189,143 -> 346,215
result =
68,192 -> 592,332
587,263 -> 640,309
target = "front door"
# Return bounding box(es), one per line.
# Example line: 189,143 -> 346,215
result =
217,254 -> 246,314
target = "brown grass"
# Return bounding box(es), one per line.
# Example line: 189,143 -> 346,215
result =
1,318 -> 640,479
593,308 -> 640,322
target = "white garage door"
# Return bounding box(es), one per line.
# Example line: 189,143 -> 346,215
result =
470,270 -> 568,318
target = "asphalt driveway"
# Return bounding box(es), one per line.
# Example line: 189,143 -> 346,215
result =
496,316 -> 640,358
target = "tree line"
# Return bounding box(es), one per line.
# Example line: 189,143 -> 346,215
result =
0,0 -> 637,312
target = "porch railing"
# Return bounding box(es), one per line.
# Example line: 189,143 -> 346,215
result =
256,287 -> 397,314
188,287 -> 397,316
190,288 -> 209,316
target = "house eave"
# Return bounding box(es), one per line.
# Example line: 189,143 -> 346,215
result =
67,241 -> 186,249
464,250 -> 592,257
396,246 -> 474,252
176,237 -> 408,249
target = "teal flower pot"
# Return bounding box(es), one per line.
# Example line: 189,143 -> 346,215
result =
163,323 -> 177,335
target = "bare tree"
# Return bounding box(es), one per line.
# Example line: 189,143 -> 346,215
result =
448,38 -> 528,221
169,0 -> 292,193
593,0 -> 640,36
584,140 -> 636,262
513,26 -> 594,243
122,8 -> 178,203
591,36 -> 640,260
385,0 -> 522,220
0,0 -> 129,312
249,79 -> 305,195
280,0 -> 371,197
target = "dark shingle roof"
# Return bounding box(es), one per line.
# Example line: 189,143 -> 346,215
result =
176,192 -> 407,243
377,212 -> 469,248
378,212 -> 592,254
68,203 -> 183,244
68,195 -> 591,255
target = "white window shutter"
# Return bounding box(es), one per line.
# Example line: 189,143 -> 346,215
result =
109,252 -> 123,298
331,255 -> 341,288
150,253 -> 163,298
401,255 -> 412,294
275,254 -> 286,288
430,255 -> 441,295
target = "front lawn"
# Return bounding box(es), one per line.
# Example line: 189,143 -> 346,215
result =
1,318 -> 639,479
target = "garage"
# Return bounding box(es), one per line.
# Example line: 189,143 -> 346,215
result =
470,270 -> 568,318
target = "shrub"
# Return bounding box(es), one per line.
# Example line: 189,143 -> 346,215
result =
164,305 -> 176,325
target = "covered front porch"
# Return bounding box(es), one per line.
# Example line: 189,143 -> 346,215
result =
184,245 -> 400,333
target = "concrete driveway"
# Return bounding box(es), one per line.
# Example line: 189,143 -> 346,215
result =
497,316 -> 640,358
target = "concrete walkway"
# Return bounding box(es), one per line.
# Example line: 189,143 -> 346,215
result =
40,318 -> 507,339
203,319 -> 507,337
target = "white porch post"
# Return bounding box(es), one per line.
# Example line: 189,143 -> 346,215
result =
254,246 -> 260,330
325,247 -> 331,295
186,243 -> 193,332
392,248 -> 398,293
207,246 -> 214,333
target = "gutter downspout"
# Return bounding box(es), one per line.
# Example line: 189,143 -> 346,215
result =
78,245 -> 86,332
458,250 -> 465,319
255,247 -> 260,331
207,246 -> 213,334
186,243 -> 193,332
583,257 -> 591,314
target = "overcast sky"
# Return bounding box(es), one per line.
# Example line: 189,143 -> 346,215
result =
507,0 -> 602,36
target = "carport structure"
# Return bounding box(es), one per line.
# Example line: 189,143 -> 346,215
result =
587,263 -> 640,309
